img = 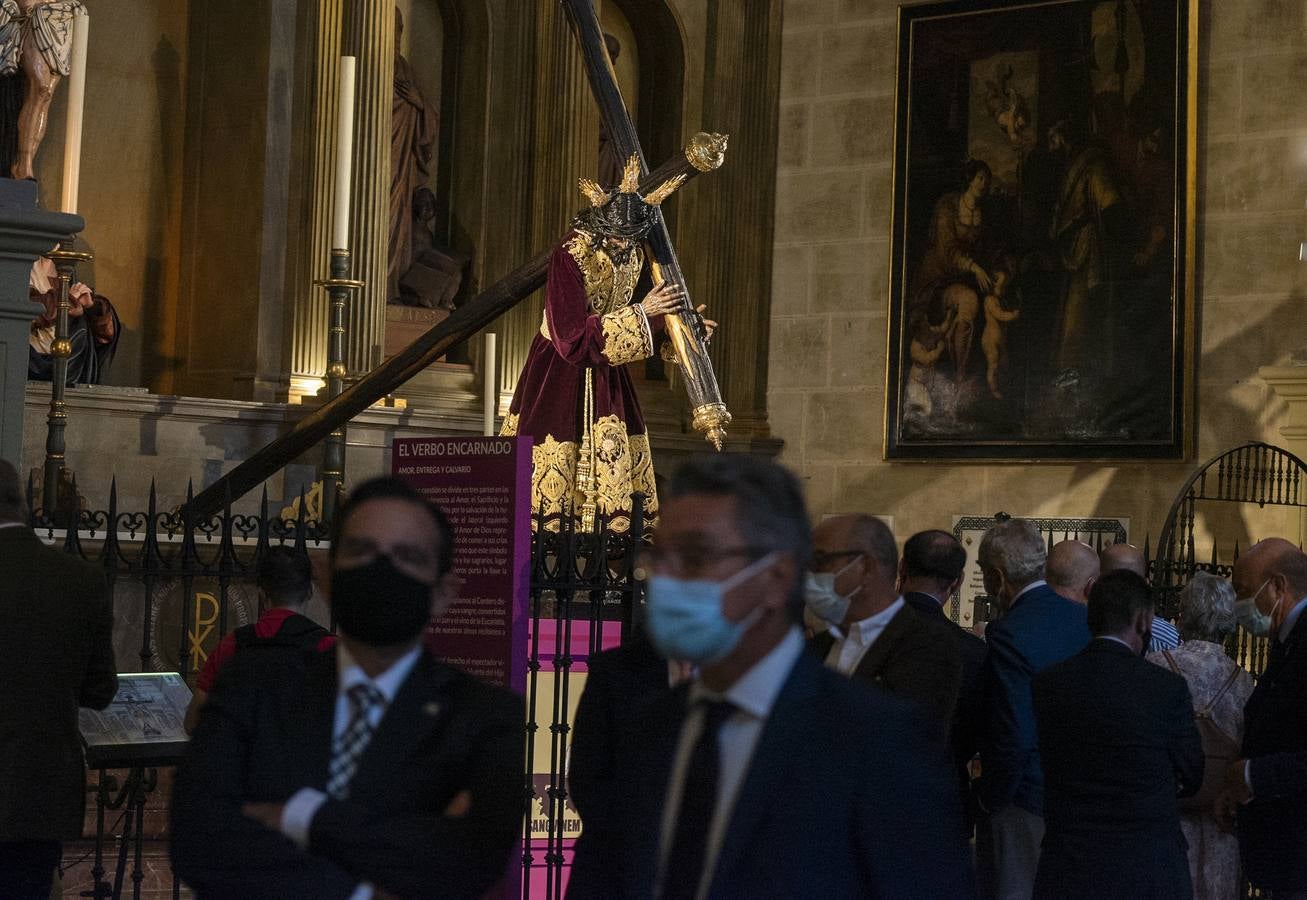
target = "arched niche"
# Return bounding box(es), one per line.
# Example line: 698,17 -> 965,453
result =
394,0 -> 445,207
605,0 -> 686,210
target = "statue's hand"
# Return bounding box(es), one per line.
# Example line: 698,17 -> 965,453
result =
639,282 -> 684,318
695,304 -> 718,345
68,282 -> 93,317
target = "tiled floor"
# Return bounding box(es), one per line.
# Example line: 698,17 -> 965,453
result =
58,839 -> 190,899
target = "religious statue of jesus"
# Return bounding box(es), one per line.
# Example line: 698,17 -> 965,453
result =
501,155 -> 715,532
0,0 -> 83,180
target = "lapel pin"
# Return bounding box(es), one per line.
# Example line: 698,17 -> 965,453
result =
423,702 -> 442,717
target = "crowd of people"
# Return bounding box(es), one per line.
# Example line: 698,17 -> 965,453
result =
1,453 -> 1305,899
567,457 -> 1307,900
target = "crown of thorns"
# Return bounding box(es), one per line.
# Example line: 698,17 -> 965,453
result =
574,155 -> 686,240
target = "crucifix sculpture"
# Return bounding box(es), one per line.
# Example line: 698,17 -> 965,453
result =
188,0 -> 731,518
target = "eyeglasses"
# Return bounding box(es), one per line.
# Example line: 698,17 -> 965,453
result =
640,544 -> 770,578
810,549 -> 865,572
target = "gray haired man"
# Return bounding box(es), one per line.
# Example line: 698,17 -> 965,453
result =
975,519 -> 1089,900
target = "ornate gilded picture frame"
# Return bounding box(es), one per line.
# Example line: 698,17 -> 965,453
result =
884,0 -> 1196,460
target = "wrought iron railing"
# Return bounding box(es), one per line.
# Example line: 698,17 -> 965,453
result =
34,475 -> 646,897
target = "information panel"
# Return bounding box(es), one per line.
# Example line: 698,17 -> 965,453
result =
78,672 -> 192,768
950,515 -> 1130,628
392,436 -> 532,694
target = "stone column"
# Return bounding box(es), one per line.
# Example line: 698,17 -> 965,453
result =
1260,362 -> 1307,543
341,0 -> 395,377
678,0 -> 783,439
0,184 -> 81,465
288,0 -> 346,399
497,4 -> 599,399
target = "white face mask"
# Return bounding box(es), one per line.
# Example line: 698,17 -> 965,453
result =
1235,579 -> 1280,637
803,556 -> 864,626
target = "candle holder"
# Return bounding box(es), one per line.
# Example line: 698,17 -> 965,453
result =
42,243 -> 93,523
312,249 -> 365,524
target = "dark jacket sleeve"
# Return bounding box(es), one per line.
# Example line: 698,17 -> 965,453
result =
78,570 -> 118,710
170,666 -> 361,899
307,690 -> 525,900
979,624 -> 1034,812
1169,677 -> 1205,799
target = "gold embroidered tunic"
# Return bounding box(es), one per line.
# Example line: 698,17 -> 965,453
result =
501,230 -> 662,532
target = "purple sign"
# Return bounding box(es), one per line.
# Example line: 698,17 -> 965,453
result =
392,436 -> 532,695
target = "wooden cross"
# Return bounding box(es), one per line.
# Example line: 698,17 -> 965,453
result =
188,0 -> 729,518
561,0 -> 731,450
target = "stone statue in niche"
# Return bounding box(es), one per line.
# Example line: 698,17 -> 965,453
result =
0,0 -> 83,180
27,256 -> 120,385
388,6 -> 437,304
397,186 -> 467,310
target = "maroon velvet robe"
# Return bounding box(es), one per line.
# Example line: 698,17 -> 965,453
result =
502,230 -> 662,531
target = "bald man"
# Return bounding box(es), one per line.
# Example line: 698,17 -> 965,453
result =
805,515 -> 963,737
1099,543 -> 1147,579
1101,542 -> 1180,652
1218,538 -> 1307,897
1045,541 -> 1099,604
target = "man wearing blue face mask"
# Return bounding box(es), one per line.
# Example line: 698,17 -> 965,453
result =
572,454 -> 973,900
1216,538 -> 1307,899
172,477 -> 524,900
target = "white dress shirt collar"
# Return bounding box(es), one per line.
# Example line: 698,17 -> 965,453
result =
1011,580 -> 1048,606
336,641 -> 423,705
846,596 -> 905,644
1095,635 -> 1134,652
691,626 -> 805,719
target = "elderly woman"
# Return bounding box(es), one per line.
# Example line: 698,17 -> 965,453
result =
1147,573 -> 1254,900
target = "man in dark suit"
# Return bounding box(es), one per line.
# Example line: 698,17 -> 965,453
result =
1032,570 -> 1203,899
976,518 -> 1089,900
899,529 -> 988,836
0,459 -> 117,900
806,515 -> 962,737
571,454 -> 972,899
1101,541 -> 1182,651
1217,538 -> 1307,897
567,634 -> 682,898
172,477 -> 523,900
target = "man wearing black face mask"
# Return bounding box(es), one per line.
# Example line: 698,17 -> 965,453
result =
172,478 -> 524,900
1031,571 -> 1203,899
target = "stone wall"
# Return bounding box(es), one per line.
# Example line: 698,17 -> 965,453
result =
769,0 -> 1307,545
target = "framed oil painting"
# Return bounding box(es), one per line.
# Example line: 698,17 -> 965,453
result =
884,0 -> 1196,460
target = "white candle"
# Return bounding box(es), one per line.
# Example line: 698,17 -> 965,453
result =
332,56 -> 357,250
60,11 -> 89,215
483,333 -> 498,437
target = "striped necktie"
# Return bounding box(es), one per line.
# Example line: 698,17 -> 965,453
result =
326,682 -> 386,799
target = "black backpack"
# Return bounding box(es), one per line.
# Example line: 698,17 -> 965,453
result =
233,613 -> 331,655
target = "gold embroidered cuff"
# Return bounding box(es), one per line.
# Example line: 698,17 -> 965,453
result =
600,304 -> 653,366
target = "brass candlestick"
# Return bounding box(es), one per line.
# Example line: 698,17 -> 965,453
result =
312,249 -> 365,524
42,244 -> 93,521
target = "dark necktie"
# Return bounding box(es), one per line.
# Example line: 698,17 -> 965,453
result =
660,698 -> 738,900
327,683 -> 386,799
